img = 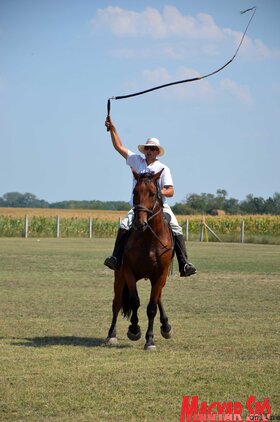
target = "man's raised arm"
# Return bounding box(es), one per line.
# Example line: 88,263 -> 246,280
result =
105,116 -> 128,159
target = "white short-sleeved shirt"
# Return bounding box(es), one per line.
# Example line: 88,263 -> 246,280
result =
126,150 -> 173,205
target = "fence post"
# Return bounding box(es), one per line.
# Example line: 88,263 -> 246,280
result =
89,217 -> 92,239
25,215 -> 28,239
199,220 -> 204,242
185,220 -> 189,241
241,220 -> 245,243
56,216 -> 60,238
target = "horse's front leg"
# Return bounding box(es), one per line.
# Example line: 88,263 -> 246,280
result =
127,281 -> 141,341
144,299 -> 157,351
106,271 -> 123,346
158,297 -> 172,339
145,274 -> 169,350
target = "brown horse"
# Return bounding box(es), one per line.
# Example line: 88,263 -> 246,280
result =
106,169 -> 173,350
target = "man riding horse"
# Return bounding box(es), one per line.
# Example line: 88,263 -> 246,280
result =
104,116 -> 197,277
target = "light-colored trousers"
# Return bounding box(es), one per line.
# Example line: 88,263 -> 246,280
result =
120,203 -> 182,236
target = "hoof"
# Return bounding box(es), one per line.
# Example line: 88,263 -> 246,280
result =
144,343 -> 157,351
161,327 -> 173,339
105,337 -> 118,346
127,329 -> 141,341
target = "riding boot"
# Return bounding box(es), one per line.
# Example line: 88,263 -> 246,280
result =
174,234 -> 197,277
104,228 -> 129,271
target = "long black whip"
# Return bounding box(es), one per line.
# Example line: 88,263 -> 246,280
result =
106,6 -> 256,122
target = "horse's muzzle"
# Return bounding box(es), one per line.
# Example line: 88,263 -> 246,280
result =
134,221 -> 148,232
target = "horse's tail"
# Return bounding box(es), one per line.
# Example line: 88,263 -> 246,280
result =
121,282 -> 132,319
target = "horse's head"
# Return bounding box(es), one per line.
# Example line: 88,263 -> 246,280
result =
132,169 -> 163,232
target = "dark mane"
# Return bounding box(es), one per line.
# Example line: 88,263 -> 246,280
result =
138,171 -> 154,179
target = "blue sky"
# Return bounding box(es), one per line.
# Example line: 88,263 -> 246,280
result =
1,0 -> 279,205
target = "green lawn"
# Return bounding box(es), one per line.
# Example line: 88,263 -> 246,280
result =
0,239 -> 279,421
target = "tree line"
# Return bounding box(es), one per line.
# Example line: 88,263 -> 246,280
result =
0,192 -> 130,211
172,189 -> 280,215
1,190 -> 280,215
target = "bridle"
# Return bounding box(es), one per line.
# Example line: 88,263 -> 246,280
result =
133,199 -> 161,222
133,177 -> 162,223
132,179 -> 171,250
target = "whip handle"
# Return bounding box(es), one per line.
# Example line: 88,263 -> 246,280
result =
106,99 -> 111,131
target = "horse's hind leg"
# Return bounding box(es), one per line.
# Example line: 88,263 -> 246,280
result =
158,297 -> 172,339
106,298 -> 121,345
106,272 -> 123,346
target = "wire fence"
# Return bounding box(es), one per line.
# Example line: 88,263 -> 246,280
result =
0,214 -> 280,244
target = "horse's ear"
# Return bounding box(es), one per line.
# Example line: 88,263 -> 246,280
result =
131,168 -> 140,180
153,168 -> 164,182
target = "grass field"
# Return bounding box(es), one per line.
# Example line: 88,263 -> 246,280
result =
0,239 -> 279,421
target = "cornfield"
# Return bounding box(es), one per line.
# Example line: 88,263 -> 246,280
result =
0,208 -> 279,243
177,215 -> 280,244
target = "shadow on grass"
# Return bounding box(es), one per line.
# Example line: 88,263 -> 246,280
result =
10,336 -> 131,348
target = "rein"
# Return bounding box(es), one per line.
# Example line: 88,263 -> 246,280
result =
146,219 -> 171,252
133,188 -> 171,251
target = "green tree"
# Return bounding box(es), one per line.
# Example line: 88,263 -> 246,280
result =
240,195 -> 266,214
224,198 -> 240,214
2,192 -> 24,206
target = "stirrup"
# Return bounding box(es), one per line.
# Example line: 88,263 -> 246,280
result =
104,256 -> 120,271
180,262 -> 197,277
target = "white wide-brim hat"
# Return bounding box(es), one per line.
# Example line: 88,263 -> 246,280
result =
138,138 -> 165,156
